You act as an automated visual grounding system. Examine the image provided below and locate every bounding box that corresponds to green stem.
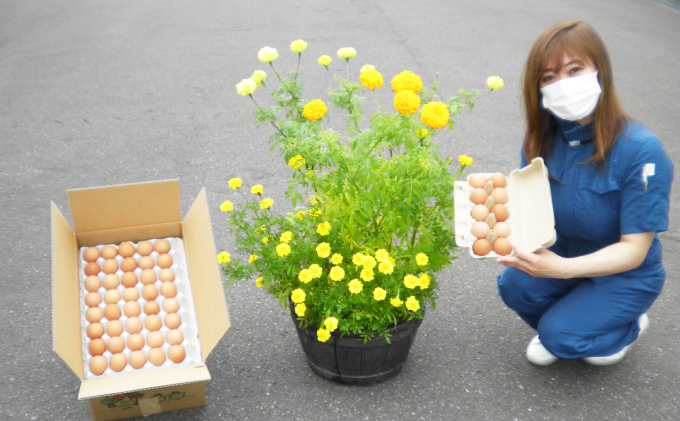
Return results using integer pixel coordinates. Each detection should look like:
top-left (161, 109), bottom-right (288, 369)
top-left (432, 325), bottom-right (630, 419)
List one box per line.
top-left (250, 95), bottom-right (287, 139)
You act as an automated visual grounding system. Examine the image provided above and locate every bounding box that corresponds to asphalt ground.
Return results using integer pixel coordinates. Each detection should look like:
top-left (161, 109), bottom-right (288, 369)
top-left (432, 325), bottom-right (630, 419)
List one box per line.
top-left (1, 1), bottom-right (679, 420)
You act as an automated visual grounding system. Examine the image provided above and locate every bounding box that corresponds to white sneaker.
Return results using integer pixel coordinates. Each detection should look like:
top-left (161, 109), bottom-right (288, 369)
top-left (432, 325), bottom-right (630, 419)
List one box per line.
top-left (526, 335), bottom-right (559, 366)
top-left (583, 313), bottom-right (649, 366)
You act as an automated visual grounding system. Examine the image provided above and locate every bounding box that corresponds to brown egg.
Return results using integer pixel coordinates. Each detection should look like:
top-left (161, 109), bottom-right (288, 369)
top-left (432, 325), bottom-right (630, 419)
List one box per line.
top-left (148, 348), bottom-right (166, 367)
top-left (138, 256), bottom-right (155, 270)
top-left (469, 188), bottom-right (489, 205)
top-left (136, 241), bottom-right (153, 256)
top-left (162, 298), bottom-right (180, 314)
top-left (490, 187), bottom-right (509, 205)
top-left (468, 174), bottom-right (488, 189)
top-left (118, 242), bottom-right (136, 258)
top-left (146, 331), bottom-right (165, 349)
top-left (470, 221), bottom-right (491, 240)
top-left (125, 316), bottom-right (143, 334)
top-left (471, 204), bottom-right (490, 222)
top-left (123, 288), bottom-right (140, 303)
top-left (145, 315), bottom-right (162, 331)
top-left (84, 262), bottom-right (100, 276)
top-left (493, 238), bottom-right (513, 256)
top-left (85, 292), bottom-right (102, 308)
top-left (164, 313), bottom-right (182, 330)
top-left (129, 350), bottom-right (147, 369)
top-left (127, 334), bottom-right (145, 351)
top-left (109, 353), bottom-right (127, 372)
top-left (88, 338), bottom-right (106, 356)
top-left (83, 247), bottom-right (100, 262)
top-left (86, 307), bottom-right (103, 323)
top-left (107, 336), bottom-right (125, 354)
top-left (158, 269), bottom-right (175, 283)
top-left (87, 323), bottom-right (104, 339)
top-left (102, 274), bottom-right (120, 290)
top-left (160, 282), bottom-right (177, 299)
top-left (154, 240), bottom-right (171, 254)
top-left (124, 301), bottom-right (141, 318)
top-left (106, 320), bottom-right (124, 337)
top-left (142, 285), bottom-right (159, 301)
top-left (102, 259), bottom-right (119, 275)
top-left (156, 254), bottom-right (173, 269)
top-left (101, 246), bottom-right (118, 260)
top-left (140, 269), bottom-right (157, 286)
top-left (104, 304), bottom-right (121, 321)
top-left (89, 356), bottom-right (107, 375)
top-left (491, 204), bottom-right (509, 222)
top-left (84, 276), bottom-right (101, 293)
top-left (121, 272), bottom-right (138, 288)
top-left (104, 289), bottom-right (121, 305)
top-left (490, 172), bottom-right (508, 188)
top-left (168, 345), bottom-right (186, 364)
top-left (472, 239), bottom-right (492, 256)
top-left (121, 257), bottom-right (137, 273)
top-left (493, 222), bottom-right (511, 238)
top-left (144, 301), bottom-right (160, 316)
top-left (166, 329), bottom-right (184, 346)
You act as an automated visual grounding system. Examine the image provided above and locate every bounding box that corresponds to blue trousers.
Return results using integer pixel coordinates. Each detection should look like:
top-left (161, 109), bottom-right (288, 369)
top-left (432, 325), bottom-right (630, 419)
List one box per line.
top-left (496, 267), bottom-right (664, 359)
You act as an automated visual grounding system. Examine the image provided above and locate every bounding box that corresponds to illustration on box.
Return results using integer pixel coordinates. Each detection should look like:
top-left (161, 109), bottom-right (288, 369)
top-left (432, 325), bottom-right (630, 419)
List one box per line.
top-left (80, 237), bottom-right (201, 379)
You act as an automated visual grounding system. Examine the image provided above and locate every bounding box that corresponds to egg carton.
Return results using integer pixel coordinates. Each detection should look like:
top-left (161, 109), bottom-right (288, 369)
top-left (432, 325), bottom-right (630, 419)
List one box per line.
top-left (454, 157), bottom-right (556, 258)
top-left (78, 237), bottom-right (202, 380)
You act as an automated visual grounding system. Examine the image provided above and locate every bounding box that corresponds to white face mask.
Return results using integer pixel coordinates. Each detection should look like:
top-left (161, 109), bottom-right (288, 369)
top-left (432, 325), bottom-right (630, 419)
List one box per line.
top-left (540, 71), bottom-right (601, 121)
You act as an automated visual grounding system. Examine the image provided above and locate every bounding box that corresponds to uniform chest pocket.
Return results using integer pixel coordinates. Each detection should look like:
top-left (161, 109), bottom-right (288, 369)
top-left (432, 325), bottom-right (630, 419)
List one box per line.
top-left (574, 176), bottom-right (622, 241)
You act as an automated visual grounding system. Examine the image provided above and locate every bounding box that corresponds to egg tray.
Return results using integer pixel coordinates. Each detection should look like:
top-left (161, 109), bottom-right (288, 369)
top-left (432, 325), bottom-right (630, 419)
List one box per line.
top-left (79, 237), bottom-right (202, 380)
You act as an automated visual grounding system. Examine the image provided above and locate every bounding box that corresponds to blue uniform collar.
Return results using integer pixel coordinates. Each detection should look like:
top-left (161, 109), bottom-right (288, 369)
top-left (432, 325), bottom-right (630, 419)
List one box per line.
top-left (555, 117), bottom-right (594, 146)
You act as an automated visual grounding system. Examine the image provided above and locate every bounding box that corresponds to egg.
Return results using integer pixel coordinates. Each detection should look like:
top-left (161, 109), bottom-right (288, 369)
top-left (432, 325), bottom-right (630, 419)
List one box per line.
top-left (107, 336), bottom-right (125, 354)
top-left (166, 329), bottom-right (184, 346)
top-left (121, 257), bottom-right (137, 273)
top-left (491, 204), bottom-right (509, 222)
top-left (138, 256), bottom-right (155, 270)
top-left (85, 292), bottom-right (102, 308)
top-left (493, 238), bottom-right (513, 256)
top-left (471, 204), bottom-right (490, 222)
top-left (123, 288), bottom-right (140, 303)
top-left (148, 348), bottom-right (166, 367)
top-left (140, 269), bottom-right (157, 286)
top-left (469, 188), bottom-right (489, 205)
top-left (129, 350), bottom-right (147, 369)
top-left (84, 262), bottom-right (101, 276)
top-left (127, 334), bottom-right (145, 351)
top-left (86, 323), bottom-right (104, 339)
top-left (101, 245), bottom-right (118, 260)
top-left (106, 320), bottom-right (124, 337)
top-left (164, 313), bottom-right (182, 330)
top-left (86, 307), bottom-right (103, 323)
top-left (109, 353), bottom-right (127, 372)
top-left (104, 304), bottom-right (121, 321)
top-left (468, 174), bottom-right (488, 189)
top-left (162, 298), bottom-right (180, 314)
top-left (118, 242), bottom-right (136, 258)
top-left (102, 274), bottom-right (120, 290)
top-left (136, 241), bottom-right (153, 256)
top-left (145, 315), bottom-right (162, 331)
top-left (470, 221), bottom-right (491, 240)
top-left (158, 269), bottom-right (175, 283)
top-left (168, 345), bottom-right (186, 364)
top-left (121, 272), bottom-right (138, 288)
top-left (102, 259), bottom-right (119, 275)
top-left (146, 331), bottom-right (165, 349)
top-left (490, 172), bottom-right (508, 188)
top-left (160, 282), bottom-right (177, 299)
top-left (104, 289), bottom-right (121, 305)
top-left (124, 301), bottom-right (141, 318)
top-left (493, 222), bottom-right (511, 238)
top-left (89, 356), bottom-right (107, 375)
top-left (124, 317), bottom-right (143, 334)
top-left (472, 239), bottom-right (492, 256)
top-left (84, 276), bottom-right (101, 293)
top-left (142, 285), bottom-right (159, 301)
top-left (490, 187), bottom-right (509, 205)
top-left (144, 301), bottom-right (160, 316)
top-left (83, 247), bottom-right (100, 263)
top-left (154, 240), bottom-right (171, 254)
top-left (88, 339), bottom-right (106, 356)
top-left (156, 254), bottom-right (173, 269)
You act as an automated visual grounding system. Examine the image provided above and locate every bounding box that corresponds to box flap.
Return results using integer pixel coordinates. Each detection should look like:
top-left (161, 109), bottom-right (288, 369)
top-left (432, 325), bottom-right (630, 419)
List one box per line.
top-left (51, 202), bottom-right (85, 380)
top-left (67, 180), bottom-right (181, 236)
top-left (182, 188), bottom-right (230, 360)
top-left (78, 364), bottom-right (210, 400)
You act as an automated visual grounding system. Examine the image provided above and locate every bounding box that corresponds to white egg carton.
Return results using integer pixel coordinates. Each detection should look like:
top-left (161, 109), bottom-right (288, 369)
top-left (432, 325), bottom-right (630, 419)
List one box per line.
top-left (78, 237), bottom-right (202, 380)
top-left (454, 157), bottom-right (556, 258)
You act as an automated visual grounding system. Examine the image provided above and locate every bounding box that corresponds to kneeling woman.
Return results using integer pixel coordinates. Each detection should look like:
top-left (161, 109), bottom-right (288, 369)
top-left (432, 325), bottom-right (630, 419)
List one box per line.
top-left (496, 21), bottom-right (673, 366)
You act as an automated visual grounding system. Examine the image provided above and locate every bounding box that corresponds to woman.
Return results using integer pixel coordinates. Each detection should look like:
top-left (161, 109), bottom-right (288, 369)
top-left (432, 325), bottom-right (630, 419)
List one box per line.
top-left (496, 21), bottom-right (673, 366)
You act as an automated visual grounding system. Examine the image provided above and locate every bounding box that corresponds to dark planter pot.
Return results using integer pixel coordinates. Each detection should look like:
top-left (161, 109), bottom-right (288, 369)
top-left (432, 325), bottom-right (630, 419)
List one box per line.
top-left (289, 303), bottom-right (424, 385)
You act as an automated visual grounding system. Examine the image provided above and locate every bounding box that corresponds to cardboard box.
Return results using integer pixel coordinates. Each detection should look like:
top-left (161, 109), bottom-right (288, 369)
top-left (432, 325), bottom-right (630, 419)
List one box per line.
top-left (454, 157), bottom-right (556, 257)
top-left (52, 180), bottom-right (230, 421)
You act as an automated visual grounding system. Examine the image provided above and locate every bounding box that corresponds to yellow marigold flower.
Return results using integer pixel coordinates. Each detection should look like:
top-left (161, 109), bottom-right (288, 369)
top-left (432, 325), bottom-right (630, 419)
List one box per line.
top-left (360, 64), bottom-right (375, 74)
top-left (317, 328), bottom-right (331, 342)
top-left (362, 255), bottom-right (377, 270)
top-left (360, 268), bottom-right (374, 282)
top-left (416, 129), bottom-right (428, 139)
top-left (459, 154), bottom-right (473, 167)
top-left (317, 221), bottom-right (331, 236)
top-left (296, 211), bottom-right (307, 220)
top-left (303, 99), bottom-right (328, 121)
top-left (251, 184), bottom-right (264, 194)
top-left (386, 256), bottom-right (396, 266)
top-left (295, 303), bottom-right (306, 317)
top-left (375, 249), bottom-right (389, 262)
top-left (404, 274), bottom-right (419, 289)
top-left (298, 269), bottom-right (313, 284)
top-left (251, 70), bottom-right (266, 86)
top-left (262, 236), bottom-right (270, 244)
top-left (330, 253), bottom-right (343, 265)
top-left (359, 69), bottom-right (384, 90)
top-left (259, 197), bottom-right (274, 209)
top-left (308, 264), bottom-right (323, 278)
top-left (228, 178), bottom-right (242, 189)
top-left (276, 242), bottom-right (291, 257)
top-left (337, 47), bottom-right (357, 59)
top-left (378, 259), bottom-right (394, 275)
top-left (291, 288), bottom-right (306, 304)
top-left (352, 252), bottom-right (366, 266)
top-left (309, 209), bottom-right (323, 218)
top-left (220, 200), bottom-right (234, 212)
top-left (373, 287), bottom-right (387, 301)
top-left (415, 253), bottom-right (429, 266)
top-left (290, 39), bottom-right (308, 53)
top-left (418, 273), bottom-right (431, 290)
top-left (393, 90), bottom-right (421, 115)
top-left (255, 277), bottom-right (263, 288)
top-left (324, 317), bottom-right (339, 332)
top-left (280, 231), bottom-right (293, 243)
top-left (391, 70), bottom-right (423, 94)
top-left (257, 225), bottom-right (266, 233)
top-left (257, 46), bottom-right (279, 63)
top-left (486, 75), bottom-right (504, 91)
top-left (216, 251), bottom-right (231, 264)
top-left (248, 254), bottom-right (258, 264)
top-left (316, 242), bottom-right (331, 258)
top-left (235, 78), bottom-right (257, 96)
top-left (390, 297), bottom-right (403, 308)
top-left (329, 266), bottom-right (345, 281)
top-left (421, 101), bottom-right (450, 129)
top-left (288, 154), bottom-right (305, 170)
top-left (348, 279), bottom-right (363, 294)
top-left (318, 55), bottom-right (332, 67)
top-left (405, 296), bottom-right (420, 312)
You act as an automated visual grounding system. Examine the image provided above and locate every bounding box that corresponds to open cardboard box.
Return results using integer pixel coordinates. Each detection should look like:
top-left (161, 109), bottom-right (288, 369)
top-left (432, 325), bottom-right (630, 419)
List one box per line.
top-left (52, 180), bottom-right (230, 421)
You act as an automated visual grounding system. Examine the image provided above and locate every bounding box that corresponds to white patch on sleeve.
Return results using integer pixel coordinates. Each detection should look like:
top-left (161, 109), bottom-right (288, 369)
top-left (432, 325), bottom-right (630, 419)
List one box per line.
top-left (643, 163), bottom-right (656, 176)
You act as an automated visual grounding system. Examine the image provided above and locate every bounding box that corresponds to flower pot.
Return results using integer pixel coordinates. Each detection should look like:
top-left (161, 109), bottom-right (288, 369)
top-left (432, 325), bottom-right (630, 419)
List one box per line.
top-left (289, 304), bottom-right (424, 385)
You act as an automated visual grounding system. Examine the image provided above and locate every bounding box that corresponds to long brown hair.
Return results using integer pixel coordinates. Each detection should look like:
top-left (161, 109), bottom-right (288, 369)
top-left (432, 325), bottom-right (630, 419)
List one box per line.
top-left (522, 21), bottom-right (628, 166)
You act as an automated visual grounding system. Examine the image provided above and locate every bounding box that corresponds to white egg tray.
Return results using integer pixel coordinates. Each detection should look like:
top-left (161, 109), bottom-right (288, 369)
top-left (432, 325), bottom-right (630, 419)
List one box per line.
top-left (79, 237), bottom-right (202, 380)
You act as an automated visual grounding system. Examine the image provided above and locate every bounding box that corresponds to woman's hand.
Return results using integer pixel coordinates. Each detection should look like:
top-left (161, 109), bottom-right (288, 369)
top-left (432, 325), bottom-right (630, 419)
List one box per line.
top-left (496, 245), bottom-right (570, 279)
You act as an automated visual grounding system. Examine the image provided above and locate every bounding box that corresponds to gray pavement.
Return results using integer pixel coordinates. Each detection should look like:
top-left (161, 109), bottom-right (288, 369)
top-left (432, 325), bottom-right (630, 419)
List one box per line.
top-left (2, 0), bottom-right (680, 420)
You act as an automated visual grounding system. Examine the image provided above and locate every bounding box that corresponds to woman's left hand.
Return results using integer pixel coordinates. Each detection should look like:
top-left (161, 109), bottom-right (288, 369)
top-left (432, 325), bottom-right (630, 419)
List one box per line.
top-left (496, 245), bottom-right (569, 279)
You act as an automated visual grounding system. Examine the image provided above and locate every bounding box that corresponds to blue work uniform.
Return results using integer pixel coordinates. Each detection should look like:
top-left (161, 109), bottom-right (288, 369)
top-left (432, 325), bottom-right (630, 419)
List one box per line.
top-left (497, 117), bottom-right (673, 359)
